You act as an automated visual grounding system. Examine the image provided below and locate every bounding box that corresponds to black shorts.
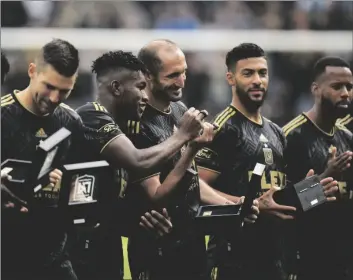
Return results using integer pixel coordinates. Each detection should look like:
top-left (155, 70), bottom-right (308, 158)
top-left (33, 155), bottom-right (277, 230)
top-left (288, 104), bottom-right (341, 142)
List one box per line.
top-left (69, 224), bottom-right (124, 280)
top-left (129, 232), bottom-right (209, 280)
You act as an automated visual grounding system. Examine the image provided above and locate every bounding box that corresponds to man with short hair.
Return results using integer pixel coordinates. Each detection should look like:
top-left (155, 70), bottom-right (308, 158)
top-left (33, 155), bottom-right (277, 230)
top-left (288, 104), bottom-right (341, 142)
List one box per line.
top-left (126, 40), bottom-right (259, 280)
top-left (196, 43), bottom-right (339, 280)
top-left (71, 50), bottom-right (210, 280)
top-left (1, 38), bottom-right (83, 280)
top-left (283, 56), bottom-right (353, 280)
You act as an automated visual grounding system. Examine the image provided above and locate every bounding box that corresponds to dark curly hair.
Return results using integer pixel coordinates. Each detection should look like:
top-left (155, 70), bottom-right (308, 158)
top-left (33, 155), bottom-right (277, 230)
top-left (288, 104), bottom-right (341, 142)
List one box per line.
top-left (226, 43), bottom-right (266, 71)
top-left (91, 50), bottom-right (147, 78)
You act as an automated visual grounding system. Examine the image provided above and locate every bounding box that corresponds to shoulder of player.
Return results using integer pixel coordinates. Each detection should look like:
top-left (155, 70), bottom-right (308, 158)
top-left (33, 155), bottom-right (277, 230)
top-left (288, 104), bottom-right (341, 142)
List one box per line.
top-left (212, 105), bottom-right (237, 134)
top-left (75, 102), bottom-right (109, 115)
top-left (56, 102), bottom-right (81, 120)
top-left (263, 117), bottom-right (286, 141)
top-left (75, 102), bottom-right (113, 122)
top-left (336, 114), bottom-right (352, 127)
top-left (335, 122), bottom-right (353, 138)
top-left (282, 114), bottom-right (308, 138)
top-left (172, 101), bottom-right (188, 113)
top-left (1, 93), bottom-right (17, 111)
top-left (263, 117), bottom-right (282, 132)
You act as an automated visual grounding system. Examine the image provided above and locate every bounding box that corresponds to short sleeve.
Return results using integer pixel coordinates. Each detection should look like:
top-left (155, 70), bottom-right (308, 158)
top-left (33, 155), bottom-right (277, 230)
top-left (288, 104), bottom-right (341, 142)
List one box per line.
top-left (283, 130), bottom-right (309, 184)
top-left (195, 125), bottom-right (229, 174)
top-left (77, 106), bottom-right (124, 154)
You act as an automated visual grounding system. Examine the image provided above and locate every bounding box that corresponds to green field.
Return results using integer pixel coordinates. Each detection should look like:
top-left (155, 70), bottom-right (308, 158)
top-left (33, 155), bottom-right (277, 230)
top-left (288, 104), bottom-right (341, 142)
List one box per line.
top-left (122, 236), bottom-right (210, 280)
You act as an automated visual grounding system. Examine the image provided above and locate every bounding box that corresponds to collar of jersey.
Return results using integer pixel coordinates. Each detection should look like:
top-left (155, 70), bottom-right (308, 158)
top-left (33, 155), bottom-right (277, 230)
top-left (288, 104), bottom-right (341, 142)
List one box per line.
top-left (302, 112), bottom-right (335, 137)
top-left (229, 104), bottom-right (263, 127)
top-left (13, 90), bottom-right (50, 117)
top-left (147, 103), bottom-right (172, 115)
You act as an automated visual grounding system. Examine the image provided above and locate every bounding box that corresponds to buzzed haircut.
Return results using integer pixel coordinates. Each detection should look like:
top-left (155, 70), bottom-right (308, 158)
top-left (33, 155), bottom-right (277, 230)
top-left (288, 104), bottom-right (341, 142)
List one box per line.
top-left (312, 56), bottom-right (350, 81)
top-left (138, 39), bottom-right (177, 77)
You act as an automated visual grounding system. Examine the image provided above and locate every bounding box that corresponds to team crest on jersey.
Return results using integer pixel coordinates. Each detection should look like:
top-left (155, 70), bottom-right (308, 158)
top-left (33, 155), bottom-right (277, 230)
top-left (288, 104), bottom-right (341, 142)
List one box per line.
top-left (99, 123), bottom-right (117, 133)
top-left (72, 174), bottom-right (96, 202)
top-left (35, 128), bottom-right (48, 138)
top-left (328, 145), bottom-right (335, 154)
top-left (263, 147), bottom-right (274, 165)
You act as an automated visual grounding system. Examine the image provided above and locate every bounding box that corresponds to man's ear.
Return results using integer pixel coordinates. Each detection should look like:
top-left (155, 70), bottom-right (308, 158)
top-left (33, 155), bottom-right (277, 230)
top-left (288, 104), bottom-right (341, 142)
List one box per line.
top-left (144, 71), bottom-right (152, 82)
top-left (28, 63), bottom-right (37, 79)
top-left (226, 71), bottom-right (235, 86)
top-left (111, 80), bottom-right (123, 97)
top-left (311, 82), bottom-right (319, 97)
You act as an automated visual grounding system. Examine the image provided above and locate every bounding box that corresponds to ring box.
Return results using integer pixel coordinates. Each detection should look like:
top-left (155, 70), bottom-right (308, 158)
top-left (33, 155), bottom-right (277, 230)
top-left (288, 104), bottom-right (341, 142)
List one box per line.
top-left (59, 160), bottom-right (114, 226)
top-left (195, 163), bottom-right (265, 235)
top-left (274, 175), bottom-right (327, 212)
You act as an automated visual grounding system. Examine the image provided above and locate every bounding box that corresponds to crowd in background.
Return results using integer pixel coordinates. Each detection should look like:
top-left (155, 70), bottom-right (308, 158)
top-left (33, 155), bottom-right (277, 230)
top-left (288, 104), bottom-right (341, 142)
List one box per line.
top-left (2, 1), bottom-right (352, 125)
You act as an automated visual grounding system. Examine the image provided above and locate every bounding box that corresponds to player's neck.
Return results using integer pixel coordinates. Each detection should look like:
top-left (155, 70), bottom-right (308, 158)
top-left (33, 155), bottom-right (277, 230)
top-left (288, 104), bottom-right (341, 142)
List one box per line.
top-left (16, 87), bottom-right (42, 116)
top-left (306, 106), bottom-right (336, 134)
top-left (231, 95), bottom-right (262, 124)
top-left (97, 94), bottom-right (121, 121)
top-left (147, 93), bottom-right (171, 113)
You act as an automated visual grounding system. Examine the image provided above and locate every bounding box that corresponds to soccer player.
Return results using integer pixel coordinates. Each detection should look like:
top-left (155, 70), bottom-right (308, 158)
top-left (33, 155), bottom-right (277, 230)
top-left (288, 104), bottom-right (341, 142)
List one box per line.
top-left (1, 38), bottom-right (81, 280)
top-left (70, 50), bottom-right (210, 280)
top-left (126, 39), bottom-right (259, 280)
top-left (196, 43), bottom-right (339, 280)
top-left (1, 51), bottom-right (10, 84)
top-left (283, 56), bottom-right (353, 280)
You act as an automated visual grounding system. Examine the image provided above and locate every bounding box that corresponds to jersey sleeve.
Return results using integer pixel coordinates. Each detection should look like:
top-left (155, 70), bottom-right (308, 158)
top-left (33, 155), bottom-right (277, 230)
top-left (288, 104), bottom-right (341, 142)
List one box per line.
top-left (283, 130), bottom-right (310, 184)
top-left (195, 124), bottom-right (229, 174)
top-left (76, 105), bottom-right (124, 154)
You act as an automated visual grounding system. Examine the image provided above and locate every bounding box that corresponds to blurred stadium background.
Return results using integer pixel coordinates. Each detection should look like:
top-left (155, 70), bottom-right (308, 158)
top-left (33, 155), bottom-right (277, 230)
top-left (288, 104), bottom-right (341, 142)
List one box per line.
top-left (2, 1), bottom-right (352, 126)
top-left (1, 1), bottom-right (352, 279)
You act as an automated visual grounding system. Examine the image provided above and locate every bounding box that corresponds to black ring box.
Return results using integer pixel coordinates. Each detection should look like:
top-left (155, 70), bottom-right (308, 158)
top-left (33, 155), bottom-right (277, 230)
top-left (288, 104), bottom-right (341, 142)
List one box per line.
top-left (274, 175), bottom-right (327, 212)
top-left (194, 163), bottom-right (266, 236)
top-left (59, 160), bottom-right (114, 227)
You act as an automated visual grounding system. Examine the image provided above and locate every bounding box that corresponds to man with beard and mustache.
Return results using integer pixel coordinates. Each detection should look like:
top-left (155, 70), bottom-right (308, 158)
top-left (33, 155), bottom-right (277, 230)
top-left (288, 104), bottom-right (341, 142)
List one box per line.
top-left (283, 56), bottom-right (353, 280)
top-left (126, 39), bottom-right (259, 280)
top-left (195, 44), bottom-right (339, 280)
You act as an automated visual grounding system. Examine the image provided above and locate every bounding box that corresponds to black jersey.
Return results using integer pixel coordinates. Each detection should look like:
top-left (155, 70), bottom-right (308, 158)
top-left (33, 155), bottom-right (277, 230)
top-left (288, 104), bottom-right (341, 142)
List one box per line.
top-left (126, 102), bottom-right (207, 280)
top-left (337, 113), bottom-right (353, 133)
top-left (196, 105), bottom-right (287, 196)
top-left (283, 113), bottom-right (353, 199)
top-left (283, 113), bottom-right (353, 276)
top-left (196, 105), bottom-right (288, 276)
top-left (1, 91), bottom-right (87, 208)
top-left (1, 91), bottom-right (94, 266)
top-left (127, 101), bottom-right (200, 223)
top-left (73, 102), bottom-right (127, 280)
top-left (75, 102), bottom-right (128, 201)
